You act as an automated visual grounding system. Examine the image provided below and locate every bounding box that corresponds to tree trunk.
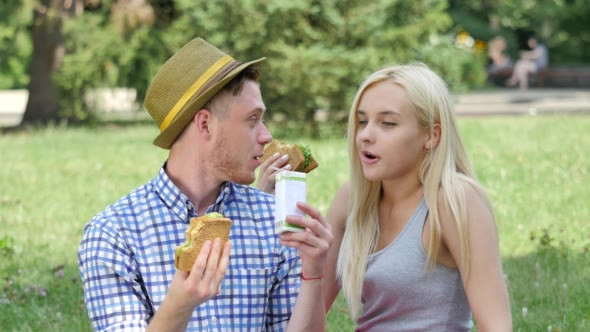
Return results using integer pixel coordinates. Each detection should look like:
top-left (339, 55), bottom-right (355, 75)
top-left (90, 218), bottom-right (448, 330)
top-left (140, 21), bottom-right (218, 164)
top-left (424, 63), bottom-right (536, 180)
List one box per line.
top-left (22, 0), bottom-right (80, 125)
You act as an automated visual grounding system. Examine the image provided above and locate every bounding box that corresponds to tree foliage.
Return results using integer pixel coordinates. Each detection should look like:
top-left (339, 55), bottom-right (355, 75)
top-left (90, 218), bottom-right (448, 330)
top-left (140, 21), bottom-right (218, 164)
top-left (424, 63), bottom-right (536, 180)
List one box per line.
top-left (44, 0), bottom-right (483, 133)
top-left (449, 0), bottom-right (590, 65)
top-left (17, 0), bottom-right (586, 131)
top-left (0, 0), bottom-right (33, 89)
top-left (157, 0), bottom-right (476, 136)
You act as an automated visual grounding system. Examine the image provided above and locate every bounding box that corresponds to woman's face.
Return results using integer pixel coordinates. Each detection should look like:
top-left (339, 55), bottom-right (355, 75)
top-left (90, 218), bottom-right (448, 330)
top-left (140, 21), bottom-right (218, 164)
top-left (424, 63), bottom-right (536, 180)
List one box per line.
top-left (355, 81), bottom-right (429, 182)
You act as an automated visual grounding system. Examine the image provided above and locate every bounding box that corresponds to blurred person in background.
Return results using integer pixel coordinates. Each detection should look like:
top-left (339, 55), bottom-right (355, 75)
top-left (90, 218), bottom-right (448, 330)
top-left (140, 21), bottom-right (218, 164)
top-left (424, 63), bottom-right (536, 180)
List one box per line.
top-left (486, 35), bottom-right (513, 75)
top-left (506, 33), bottom-right (549, 90)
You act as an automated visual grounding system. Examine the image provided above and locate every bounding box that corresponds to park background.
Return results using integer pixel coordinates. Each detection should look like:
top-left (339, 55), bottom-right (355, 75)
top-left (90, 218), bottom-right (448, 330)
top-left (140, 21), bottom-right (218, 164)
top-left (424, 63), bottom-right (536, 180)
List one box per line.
top-left (1, 0), bottom-right (589, 331)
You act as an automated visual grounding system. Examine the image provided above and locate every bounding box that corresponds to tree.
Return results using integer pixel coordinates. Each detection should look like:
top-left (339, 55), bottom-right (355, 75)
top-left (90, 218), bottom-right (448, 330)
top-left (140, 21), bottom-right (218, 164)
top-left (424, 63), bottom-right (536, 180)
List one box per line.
top-left (449, 0), bottom-right (590, 65)
top-left (0, 0), bottom-right (33, 89)
top-left (22, 0), bottom-right (82, 125)
top-left (171, 0), bottom-right (457, 137)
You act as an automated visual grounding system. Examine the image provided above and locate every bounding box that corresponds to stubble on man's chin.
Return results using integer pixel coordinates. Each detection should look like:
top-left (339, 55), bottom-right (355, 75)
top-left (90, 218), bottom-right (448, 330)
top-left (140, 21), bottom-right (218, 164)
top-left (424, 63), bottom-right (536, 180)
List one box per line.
top-left (210, 135), bottom-right (255, 185)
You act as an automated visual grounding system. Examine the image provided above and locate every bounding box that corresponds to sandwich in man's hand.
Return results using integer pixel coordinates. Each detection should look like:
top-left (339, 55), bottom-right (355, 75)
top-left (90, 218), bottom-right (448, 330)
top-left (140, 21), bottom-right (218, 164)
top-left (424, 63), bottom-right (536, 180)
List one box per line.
top-left (175, 212), bottom-right (232, 272)
top-left (260, 140), bottom-right (318, 173)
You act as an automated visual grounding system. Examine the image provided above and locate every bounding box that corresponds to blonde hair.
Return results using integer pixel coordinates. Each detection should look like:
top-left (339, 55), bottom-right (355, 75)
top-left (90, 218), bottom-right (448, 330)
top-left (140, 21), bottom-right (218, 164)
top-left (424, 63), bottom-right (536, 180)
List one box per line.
top-left (337, 63), bottom-right (492, 318)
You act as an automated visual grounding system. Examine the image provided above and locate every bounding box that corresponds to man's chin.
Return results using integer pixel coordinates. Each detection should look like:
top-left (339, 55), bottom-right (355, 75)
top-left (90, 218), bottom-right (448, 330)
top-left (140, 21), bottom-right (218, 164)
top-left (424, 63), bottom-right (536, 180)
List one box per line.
top-left (230, 173), bottom-right (256, 185)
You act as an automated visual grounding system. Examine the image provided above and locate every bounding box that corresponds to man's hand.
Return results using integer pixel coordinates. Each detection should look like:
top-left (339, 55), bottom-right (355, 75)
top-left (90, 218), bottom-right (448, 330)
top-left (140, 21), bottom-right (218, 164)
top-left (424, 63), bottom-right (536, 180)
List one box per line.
top-left (148, 239), bottom-right (231, 331)
top-left (171, 239), bottom-right (231, 312)
top-left (257, 153), bottom-right (291, 194)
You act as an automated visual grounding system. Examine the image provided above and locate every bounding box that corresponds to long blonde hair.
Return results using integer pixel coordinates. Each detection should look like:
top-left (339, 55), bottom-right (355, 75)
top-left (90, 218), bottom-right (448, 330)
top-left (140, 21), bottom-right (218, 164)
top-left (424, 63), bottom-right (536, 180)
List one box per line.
top-left (337, 63), bottom-right (492, 318)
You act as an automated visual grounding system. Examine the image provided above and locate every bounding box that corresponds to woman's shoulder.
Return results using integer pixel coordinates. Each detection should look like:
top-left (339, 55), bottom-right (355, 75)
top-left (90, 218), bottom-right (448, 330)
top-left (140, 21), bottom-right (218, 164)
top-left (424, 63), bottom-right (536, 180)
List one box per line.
top-left (436, 174), bottom-right (494, 224)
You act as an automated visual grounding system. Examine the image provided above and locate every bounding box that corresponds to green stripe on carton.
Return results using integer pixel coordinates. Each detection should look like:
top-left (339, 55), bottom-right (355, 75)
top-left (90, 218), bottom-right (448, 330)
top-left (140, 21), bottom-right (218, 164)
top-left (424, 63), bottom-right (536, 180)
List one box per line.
top-left (276, 176), bottom-right (306, 182)
top-left (277, 219), bottom-right (305, 230)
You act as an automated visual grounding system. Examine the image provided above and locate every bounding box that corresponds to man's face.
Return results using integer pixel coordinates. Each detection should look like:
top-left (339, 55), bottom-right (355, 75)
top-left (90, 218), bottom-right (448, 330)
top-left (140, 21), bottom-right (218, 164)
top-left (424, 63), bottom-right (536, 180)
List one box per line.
top-left (207, 80), bottom-right (272, 184)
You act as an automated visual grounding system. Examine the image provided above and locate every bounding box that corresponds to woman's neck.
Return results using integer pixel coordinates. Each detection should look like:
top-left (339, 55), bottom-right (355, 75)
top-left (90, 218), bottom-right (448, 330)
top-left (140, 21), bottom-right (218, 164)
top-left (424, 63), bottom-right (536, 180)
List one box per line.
top-left (380, 175), bottom-right (423, 208)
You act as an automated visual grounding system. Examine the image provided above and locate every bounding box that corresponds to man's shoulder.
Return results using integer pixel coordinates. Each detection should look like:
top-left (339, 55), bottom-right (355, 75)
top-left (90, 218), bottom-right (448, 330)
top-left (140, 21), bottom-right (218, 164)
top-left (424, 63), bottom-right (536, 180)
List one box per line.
top-left (86, 180), bottom-right (155, 234)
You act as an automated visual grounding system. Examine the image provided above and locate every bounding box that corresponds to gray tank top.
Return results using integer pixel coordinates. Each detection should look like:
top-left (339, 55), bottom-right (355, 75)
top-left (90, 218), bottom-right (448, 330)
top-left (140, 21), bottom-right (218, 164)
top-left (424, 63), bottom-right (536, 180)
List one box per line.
top-left (356, 199), bottom-right (473, 331)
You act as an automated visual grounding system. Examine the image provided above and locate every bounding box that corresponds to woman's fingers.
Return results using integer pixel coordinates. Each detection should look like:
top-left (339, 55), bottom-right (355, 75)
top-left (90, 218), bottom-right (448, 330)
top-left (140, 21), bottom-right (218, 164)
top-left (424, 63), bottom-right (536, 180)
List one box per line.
top-left (286, 214), bottom-right (331, 241)
top-left (294, 202), bottom-right (328, 227)
top-left (280, 229), bottom-right (330, 250)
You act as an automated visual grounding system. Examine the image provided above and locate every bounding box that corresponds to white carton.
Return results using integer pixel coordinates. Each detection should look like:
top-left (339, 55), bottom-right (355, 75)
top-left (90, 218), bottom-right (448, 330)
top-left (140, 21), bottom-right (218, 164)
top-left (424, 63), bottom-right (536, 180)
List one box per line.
top-left (274, 170), bottom-right (306, 233)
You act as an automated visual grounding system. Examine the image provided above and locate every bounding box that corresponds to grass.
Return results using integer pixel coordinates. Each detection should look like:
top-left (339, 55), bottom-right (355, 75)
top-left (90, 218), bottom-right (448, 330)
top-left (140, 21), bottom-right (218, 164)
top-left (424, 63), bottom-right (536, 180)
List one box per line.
top-left (1, 115), bottom-right (589, 331)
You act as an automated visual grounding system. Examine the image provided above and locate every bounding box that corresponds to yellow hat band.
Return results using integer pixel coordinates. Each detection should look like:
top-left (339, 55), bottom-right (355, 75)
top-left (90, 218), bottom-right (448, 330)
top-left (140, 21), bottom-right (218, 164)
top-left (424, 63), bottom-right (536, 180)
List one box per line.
top-left (159, 54), bottom-right (234, 132)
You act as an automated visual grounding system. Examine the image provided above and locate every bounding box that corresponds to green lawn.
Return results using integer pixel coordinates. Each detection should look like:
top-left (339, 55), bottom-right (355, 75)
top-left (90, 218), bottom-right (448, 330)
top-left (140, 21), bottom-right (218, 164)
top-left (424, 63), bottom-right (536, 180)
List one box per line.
top-left (1, 115), bottom-right (589, 331)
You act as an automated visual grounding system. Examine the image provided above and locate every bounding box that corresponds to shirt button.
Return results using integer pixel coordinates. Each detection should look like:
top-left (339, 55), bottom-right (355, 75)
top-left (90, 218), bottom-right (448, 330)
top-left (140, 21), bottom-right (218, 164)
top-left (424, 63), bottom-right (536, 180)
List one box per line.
top-left (210, 316), bottom-right (217, 323)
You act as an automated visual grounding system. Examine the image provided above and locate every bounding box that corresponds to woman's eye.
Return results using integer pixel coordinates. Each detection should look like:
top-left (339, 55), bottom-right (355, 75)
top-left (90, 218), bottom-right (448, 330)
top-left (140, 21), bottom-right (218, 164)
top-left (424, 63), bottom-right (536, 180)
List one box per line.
top-left (358, 120), bottom-right (368, 126)
top-left (383, 122), bottom-right (396, 126)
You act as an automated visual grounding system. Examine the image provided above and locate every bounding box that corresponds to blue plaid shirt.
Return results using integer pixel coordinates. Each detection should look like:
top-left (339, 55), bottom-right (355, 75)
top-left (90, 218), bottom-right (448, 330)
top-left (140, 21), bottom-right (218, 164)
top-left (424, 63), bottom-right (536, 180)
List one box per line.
top-left (78, 166), bottom-right (302, 331)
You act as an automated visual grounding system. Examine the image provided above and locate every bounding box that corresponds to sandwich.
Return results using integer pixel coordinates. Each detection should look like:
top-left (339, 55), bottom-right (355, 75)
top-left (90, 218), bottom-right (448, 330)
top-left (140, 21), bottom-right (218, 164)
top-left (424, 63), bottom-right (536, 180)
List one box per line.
top-left (260, 140), bottom-right (318, 173)
top-left (175, 212), bottom-right (232, 272)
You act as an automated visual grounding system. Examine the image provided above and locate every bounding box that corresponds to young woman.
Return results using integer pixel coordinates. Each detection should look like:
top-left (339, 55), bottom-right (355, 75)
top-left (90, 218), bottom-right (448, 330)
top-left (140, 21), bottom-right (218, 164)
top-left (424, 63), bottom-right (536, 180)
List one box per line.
top-left (324, 64), bottom-right (512, 331)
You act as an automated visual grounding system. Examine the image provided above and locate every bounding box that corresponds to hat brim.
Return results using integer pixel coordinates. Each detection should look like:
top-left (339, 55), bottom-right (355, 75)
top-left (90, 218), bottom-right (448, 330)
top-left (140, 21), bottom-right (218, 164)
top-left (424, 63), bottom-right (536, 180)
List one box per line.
top-left (153, 57), bottom-right (266, 149)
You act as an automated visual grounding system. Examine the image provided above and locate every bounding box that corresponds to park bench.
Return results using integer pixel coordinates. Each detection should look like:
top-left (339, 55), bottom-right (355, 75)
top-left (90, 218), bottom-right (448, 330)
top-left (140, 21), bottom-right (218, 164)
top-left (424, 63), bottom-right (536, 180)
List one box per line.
top-left (487, 66), bottom-right (590, 88)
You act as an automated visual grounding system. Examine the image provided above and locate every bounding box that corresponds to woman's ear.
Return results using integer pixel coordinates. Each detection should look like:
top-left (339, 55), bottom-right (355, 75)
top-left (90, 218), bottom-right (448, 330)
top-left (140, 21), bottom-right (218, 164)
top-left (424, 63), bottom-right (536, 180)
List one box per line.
top-left (425, 123), bottom-right (441, 150)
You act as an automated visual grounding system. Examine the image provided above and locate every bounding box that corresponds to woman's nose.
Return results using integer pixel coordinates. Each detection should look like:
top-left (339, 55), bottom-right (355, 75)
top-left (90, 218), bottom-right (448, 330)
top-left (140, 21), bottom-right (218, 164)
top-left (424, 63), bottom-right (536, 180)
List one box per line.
top-left (357, 125), bottom-right (374, 144)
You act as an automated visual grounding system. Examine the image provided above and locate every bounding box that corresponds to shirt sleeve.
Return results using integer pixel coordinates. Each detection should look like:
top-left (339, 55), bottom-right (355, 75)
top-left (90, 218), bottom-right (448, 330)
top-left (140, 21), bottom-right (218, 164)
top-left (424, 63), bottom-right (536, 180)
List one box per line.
top-left (265, 244), bottom-right (302, 331)
top-left (78, 221), bottom-right (152, 332)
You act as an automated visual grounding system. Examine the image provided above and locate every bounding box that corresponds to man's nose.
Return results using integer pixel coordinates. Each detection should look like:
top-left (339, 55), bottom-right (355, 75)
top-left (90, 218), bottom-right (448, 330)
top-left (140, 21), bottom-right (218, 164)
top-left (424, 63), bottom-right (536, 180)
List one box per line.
top-left (259, 123), bottom-right (272, 145)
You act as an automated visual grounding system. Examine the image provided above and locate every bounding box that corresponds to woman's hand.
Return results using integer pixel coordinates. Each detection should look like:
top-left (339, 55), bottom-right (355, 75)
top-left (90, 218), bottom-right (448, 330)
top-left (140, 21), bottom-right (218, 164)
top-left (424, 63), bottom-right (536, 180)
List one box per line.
top-left (279, 202), bottom-right (333, 279)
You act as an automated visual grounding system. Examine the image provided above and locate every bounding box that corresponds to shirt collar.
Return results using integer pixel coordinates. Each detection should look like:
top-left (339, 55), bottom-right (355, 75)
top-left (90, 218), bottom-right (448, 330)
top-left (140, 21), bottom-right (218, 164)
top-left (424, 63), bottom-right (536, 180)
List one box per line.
top-left (153, 163), bottom-right (233, 223)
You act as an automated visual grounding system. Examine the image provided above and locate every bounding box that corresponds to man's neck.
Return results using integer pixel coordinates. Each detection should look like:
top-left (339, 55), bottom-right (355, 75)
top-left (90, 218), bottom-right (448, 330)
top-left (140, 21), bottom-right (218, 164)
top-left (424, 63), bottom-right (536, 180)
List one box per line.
top-left (165, 152), bottom-right (222, 217)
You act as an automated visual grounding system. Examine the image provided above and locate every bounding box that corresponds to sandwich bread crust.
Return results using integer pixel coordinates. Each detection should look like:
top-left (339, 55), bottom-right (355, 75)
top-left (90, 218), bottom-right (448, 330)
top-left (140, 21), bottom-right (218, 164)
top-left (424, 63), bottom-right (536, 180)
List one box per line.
top-left (175, 216), bottom-right (232, 272)
top-left (260, 140), bottom-right (318, 173)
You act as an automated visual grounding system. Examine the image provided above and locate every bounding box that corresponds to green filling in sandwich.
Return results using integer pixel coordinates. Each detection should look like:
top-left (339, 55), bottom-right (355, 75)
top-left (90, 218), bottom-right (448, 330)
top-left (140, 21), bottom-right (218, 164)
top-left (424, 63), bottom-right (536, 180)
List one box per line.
top-left (176, 212), bottom-right (223, 256)
top-left (298, 143), bottom-right (312, 171)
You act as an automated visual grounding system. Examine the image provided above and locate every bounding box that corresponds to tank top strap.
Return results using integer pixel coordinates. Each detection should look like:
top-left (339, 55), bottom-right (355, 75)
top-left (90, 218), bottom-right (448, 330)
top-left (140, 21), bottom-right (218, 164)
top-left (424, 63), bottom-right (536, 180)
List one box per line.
top-left (402, 197), bottom-right (428, 243)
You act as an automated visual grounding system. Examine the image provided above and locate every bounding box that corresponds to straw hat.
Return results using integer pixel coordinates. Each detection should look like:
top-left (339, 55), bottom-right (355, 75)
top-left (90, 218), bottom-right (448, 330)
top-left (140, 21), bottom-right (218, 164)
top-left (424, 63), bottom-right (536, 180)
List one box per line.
top-left (144, 37), bottom-right (265, 149)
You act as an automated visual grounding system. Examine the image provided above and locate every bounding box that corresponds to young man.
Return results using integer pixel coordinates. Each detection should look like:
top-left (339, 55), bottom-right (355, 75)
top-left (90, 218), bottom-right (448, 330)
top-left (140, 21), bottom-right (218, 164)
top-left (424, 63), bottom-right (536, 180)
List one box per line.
top-left (78, 38), bottom-right (332, 331)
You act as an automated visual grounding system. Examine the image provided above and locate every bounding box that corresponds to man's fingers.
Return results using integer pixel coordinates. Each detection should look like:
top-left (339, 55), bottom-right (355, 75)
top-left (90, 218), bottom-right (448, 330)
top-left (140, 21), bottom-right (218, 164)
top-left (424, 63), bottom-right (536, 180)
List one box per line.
top-left (261, 152), bottom-right (281, 172)
top-left (201, 238), bottom-right (223, 283)
top-left (187, 240), bottom-right (212, 283)
top-left (213, 242), bottom-right (231, 286)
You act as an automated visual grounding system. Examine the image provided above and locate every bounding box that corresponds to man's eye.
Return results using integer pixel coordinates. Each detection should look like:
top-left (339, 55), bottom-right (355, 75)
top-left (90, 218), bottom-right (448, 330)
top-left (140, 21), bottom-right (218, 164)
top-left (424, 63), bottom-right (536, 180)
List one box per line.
top-left (383, 122), bottom-right (396, 126)
top-left (358, 120), bottom-right (368, 126)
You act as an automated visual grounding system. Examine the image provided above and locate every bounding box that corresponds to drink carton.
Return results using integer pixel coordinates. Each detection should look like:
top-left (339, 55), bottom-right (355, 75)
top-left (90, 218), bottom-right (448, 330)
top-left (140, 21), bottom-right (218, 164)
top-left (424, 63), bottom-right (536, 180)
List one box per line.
top-left (274, 170), bottom-right (306, 233)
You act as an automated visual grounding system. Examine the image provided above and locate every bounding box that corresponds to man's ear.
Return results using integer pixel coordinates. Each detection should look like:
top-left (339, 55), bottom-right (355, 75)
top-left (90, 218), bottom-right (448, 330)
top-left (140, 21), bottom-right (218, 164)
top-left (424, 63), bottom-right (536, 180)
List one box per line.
top-left (194, 109), bottom-right (212, 137)
top-left (425, 123), bottom-right (441, 150)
